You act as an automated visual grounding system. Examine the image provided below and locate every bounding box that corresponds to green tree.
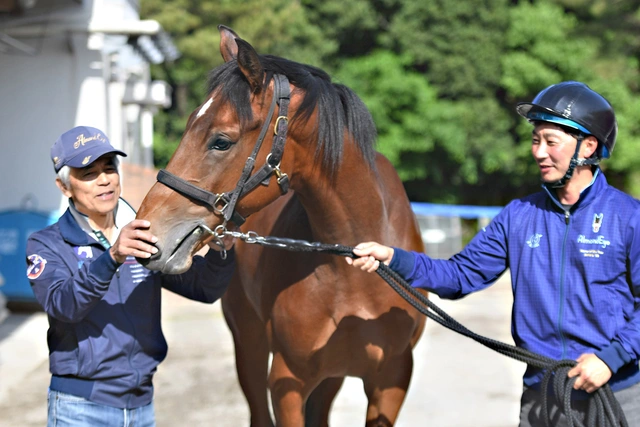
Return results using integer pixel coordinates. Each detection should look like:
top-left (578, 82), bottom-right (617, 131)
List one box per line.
top-left (385, 0), bottom-right (509, 99)
top-left (378, 0), bottom-right (521, 203)
top-left (141, 0), bottom-right (640, 203)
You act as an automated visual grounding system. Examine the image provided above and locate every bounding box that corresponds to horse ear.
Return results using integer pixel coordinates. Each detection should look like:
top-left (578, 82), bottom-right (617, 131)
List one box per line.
top-left (218, 25), bottom-right (239, 62)
top-left (236, 38), bottom-right (264, 95)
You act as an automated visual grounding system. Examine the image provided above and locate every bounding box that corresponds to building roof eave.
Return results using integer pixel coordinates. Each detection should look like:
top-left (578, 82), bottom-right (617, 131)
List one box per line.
top-left (0, 19), bottom-right (180, 63)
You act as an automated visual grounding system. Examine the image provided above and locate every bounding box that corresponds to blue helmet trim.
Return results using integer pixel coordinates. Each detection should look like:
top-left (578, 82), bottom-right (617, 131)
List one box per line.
top-left (527, 111), bottom-right (592, 136)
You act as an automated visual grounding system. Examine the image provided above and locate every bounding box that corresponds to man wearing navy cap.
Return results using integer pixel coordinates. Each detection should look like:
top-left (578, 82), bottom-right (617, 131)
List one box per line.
top-left (26, 126), bottom-right (236, 426)
top-left (346, 82), bottom-right (640, 425)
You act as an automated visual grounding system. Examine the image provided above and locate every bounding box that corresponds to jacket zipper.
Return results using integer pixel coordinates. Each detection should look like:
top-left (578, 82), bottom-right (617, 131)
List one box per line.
top-left (558, 210), bottom-right (570, 359)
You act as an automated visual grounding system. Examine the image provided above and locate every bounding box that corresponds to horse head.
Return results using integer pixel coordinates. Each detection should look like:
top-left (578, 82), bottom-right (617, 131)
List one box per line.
top-left (137, 26), bottom-right (301, 273)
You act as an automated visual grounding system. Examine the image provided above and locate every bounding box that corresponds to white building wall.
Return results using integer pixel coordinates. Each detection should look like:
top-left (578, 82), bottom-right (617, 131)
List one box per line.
top-left (0, 32), bottom-right (106, 213)
top-left (0, 0), bottom-right (158, 215)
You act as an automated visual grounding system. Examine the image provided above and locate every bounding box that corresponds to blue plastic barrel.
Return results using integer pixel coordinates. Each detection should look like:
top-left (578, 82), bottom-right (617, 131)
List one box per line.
top-left (0, 209), bottom-right (57, 303)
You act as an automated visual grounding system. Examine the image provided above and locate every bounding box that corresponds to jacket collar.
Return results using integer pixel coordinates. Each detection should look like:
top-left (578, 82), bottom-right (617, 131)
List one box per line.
top-left (543, 168), bottom-right (606, 211)
top-left (58, 198), bottom-right (137, 246)
top-left (58, 208), bottom-right (93, 246)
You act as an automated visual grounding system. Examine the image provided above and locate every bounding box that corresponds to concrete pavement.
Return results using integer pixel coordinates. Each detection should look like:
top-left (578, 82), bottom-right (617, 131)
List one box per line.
top-left (0, 271), bottom-right (523, 426)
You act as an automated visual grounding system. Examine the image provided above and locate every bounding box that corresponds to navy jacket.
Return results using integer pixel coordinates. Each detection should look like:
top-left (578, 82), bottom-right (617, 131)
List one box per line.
top-left (391, 170), bottom-right (640, 392)
top-left (26, 201), bottom-right (235, 408)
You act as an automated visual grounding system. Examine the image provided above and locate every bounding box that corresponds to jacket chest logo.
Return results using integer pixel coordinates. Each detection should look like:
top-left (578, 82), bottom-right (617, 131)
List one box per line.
top-left (592, 213), bottom-right (603, 233)
top-left (577, 213), bottom-right (610, 258)
top-left (578, 212), bottom-right (610, 252)
top-left (76, 246), bottom-right (94, 259)
top-left (577, 235), bottom-right (610, 248)
top-left (526, 233), bottom-right (543, 248)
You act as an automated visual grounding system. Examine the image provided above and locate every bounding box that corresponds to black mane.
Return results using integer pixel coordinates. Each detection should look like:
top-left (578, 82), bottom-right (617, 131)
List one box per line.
top-left (206, 54), bottom-right (377, 174)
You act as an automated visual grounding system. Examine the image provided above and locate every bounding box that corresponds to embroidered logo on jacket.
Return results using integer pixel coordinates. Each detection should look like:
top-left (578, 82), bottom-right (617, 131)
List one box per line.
top-left (76, 246), bottom-right (93, 259)
top-left (592, 213), bottom-right (603, 233)
top-left (526, 234), bottom-right (543, 248)
top-left (26, 254), bottom-right (47, 279)
top-left (577, 235), bottom-right (610, 248)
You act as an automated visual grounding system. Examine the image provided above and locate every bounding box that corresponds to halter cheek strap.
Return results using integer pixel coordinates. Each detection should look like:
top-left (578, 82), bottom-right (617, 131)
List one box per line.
top-left (155, 74), bottom-right (291, 226)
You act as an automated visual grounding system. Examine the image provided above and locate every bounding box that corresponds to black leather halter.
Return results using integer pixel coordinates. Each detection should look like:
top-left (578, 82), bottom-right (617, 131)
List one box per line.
top-left (156, 74), bottom-right (291, 226)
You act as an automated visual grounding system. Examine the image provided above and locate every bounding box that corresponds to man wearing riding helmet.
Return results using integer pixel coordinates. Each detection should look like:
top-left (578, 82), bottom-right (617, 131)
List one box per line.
top-left (346, 81), bottom-right (640, 424)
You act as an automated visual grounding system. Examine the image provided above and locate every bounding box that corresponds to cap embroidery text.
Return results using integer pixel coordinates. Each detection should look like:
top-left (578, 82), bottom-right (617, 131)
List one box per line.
top-left (74, 133), bottom-right (106, 149)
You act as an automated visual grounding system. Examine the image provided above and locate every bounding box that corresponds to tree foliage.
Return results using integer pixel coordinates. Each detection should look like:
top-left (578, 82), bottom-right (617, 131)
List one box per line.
top-left (141, 0), bottom-right (640, 205)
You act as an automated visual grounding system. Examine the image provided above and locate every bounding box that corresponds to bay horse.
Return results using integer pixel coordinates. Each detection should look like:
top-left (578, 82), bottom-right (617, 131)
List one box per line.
top-left (136, 25), bottom-right (427, 427)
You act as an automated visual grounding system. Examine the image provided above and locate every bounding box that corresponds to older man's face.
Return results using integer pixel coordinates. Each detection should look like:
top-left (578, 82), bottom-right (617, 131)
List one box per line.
top-left (60, 154), bottom-right (121, 220)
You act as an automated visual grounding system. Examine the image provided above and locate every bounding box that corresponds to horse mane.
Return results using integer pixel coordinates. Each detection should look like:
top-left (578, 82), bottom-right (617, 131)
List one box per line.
top-left (206, 55), bottom-right (377, 174)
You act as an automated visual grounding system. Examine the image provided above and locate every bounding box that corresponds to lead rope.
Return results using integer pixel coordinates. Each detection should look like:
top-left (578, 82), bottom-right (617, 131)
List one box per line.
top-left (209, 228), bottom-right (628, 427)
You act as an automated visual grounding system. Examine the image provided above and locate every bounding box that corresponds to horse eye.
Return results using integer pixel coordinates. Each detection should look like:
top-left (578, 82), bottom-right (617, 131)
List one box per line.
top-left (208, 138), bottom-right (233, 151)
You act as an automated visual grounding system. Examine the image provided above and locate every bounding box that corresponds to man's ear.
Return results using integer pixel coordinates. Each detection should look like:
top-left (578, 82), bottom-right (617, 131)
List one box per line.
top-left (56, 177), bottom-right (72, 198)
top-left (582, 135), bottom-right (599, 158)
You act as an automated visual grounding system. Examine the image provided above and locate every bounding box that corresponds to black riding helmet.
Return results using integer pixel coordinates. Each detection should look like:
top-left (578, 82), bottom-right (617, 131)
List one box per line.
top-left (516, 81), bottom-right (617, 187)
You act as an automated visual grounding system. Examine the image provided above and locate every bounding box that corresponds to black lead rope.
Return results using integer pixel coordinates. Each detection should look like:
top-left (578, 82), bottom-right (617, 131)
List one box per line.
top-left (227, 232), bottom-right (628, 427)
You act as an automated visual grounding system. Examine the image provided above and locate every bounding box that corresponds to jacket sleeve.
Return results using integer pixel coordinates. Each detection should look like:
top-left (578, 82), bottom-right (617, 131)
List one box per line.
top-left (161, 247), bottom-right (236, 303)
top-left (26, 234), bottom-right (118, 323)
top-left (596, 211), bottom-right (640, 373)
top-left (389, 203), bottom-right (511, 300)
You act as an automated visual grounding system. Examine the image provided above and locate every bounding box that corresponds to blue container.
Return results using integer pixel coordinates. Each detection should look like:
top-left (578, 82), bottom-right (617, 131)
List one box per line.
top-left (0, 209), bottom-right (58, 303)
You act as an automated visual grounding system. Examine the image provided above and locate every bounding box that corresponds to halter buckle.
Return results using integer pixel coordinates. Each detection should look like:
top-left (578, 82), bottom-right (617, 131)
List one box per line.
top-left (274, 116), bottom-right (288, 135)
top-left (213, 193), bottom-right (230, 215)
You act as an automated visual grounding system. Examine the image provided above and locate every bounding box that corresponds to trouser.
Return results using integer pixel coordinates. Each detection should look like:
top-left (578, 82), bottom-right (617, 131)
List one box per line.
top-left (519, 381), bottom-right (640, 427)
top-left (47, 390), bottom-right (155, 427)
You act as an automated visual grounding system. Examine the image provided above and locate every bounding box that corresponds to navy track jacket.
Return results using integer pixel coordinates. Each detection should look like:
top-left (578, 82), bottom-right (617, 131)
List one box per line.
top-left (390, 170), bottom-right (640, 392)
top-left (26, 200), bottom-right (235, 408)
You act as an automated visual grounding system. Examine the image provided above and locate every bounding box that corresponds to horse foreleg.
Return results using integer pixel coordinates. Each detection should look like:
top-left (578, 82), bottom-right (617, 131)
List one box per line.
top-left (363, 348), bottom-right (414, 427)
top-left (304, 377), bottom-right (345, 427)
top-left (269, 351), bottom-right (307, 427)
top-left (222, 285), bottom-right (274, 427)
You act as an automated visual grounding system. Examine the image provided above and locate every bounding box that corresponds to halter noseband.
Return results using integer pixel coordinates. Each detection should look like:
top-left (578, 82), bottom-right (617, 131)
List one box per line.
top-left (155, 74), bottom-right (291, 226)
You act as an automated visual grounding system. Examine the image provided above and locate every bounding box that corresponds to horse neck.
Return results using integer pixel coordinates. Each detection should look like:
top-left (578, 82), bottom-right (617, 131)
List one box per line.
top-left (293, 142), bottom-right (386, 245)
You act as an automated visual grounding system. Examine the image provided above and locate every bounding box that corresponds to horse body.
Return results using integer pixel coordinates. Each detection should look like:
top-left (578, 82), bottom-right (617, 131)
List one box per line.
top-left (136, 26), bottom-right (426, 426)
top-left (227, 151), bottom-right (425, 426)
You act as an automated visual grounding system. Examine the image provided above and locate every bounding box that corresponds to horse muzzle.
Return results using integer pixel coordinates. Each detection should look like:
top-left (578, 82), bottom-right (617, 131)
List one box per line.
top-left (137, 222), bottom-right (209, 274)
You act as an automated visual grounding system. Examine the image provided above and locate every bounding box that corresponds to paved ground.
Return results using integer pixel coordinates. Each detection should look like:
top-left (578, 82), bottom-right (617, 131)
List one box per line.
top-left (0, 271), bottom-right (523, 426)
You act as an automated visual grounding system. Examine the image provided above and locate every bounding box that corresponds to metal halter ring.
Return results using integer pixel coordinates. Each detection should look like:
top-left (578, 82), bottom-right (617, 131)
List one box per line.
top-left (265, 153), bottom-right (280, 168)
top-left (213, 224), bottom-right (227, 239)
top-left (198, 223), bottom-right (228, 259)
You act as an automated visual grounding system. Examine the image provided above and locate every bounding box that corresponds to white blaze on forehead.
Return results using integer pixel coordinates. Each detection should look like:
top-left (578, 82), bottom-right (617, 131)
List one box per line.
top-left (196, 97), bottom-right (214, 119)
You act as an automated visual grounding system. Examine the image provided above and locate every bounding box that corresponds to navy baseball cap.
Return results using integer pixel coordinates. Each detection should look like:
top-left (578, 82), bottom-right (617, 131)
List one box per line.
top-left (51, 126), bottom-right (127, 173)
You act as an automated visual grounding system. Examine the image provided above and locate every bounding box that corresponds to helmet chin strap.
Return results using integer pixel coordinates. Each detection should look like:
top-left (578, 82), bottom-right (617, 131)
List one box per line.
top-left (547, 135), bottom-right (600, 188)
